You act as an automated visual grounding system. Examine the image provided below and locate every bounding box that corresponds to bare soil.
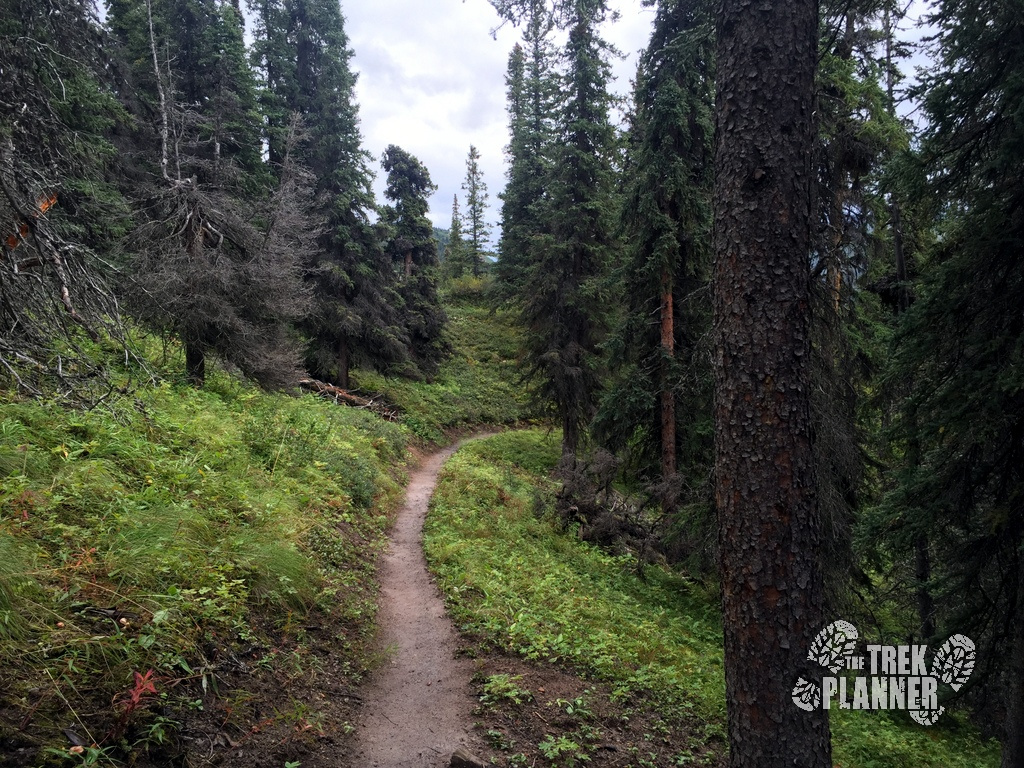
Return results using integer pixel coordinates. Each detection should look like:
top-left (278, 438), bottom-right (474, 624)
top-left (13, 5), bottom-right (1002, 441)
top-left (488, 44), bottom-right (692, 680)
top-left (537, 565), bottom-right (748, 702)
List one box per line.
top-left (349, 438), bottom-right (487, 767)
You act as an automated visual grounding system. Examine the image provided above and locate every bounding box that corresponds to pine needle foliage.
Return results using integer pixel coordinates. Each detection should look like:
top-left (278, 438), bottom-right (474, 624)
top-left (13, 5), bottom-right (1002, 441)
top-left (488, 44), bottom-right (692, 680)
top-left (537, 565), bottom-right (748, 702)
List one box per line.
top-left (518, 0), bottom-right (620, 459)
top-left (496, 2), bottom-right (558, 300)
top-left (381, 145), bottom-right (449, 379)
top-left (594, 0), bottom-right (714, 494)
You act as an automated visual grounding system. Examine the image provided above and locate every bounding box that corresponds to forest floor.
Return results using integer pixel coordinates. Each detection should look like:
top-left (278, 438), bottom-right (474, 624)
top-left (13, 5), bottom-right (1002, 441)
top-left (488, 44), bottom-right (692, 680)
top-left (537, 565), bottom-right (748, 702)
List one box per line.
top-left (350, 437), bottom-right (486, 767)
top-left (345, 433), bottom-right (726, 768)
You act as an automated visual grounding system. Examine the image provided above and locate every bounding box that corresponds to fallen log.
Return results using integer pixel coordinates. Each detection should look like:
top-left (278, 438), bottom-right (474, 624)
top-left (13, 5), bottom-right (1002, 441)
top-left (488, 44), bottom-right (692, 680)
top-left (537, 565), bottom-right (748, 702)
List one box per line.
top-left (298, 378), bottom-right (400, 422)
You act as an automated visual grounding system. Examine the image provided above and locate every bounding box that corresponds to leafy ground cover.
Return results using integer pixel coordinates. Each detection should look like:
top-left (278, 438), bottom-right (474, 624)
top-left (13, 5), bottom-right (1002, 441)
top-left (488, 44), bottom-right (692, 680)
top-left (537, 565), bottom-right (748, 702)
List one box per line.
top-left (0, 368), bottom-right (406, 766)
top-left (423, 430), bottom-right (1002, 768)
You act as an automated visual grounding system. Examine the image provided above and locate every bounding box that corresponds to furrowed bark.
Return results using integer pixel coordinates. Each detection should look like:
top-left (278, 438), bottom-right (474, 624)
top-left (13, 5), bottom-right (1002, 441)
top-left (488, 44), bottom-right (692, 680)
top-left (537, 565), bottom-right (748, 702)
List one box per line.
top-left (660, 265), bottom-right (676, 482)
top-left (712, 0), bottom-right (830, 763)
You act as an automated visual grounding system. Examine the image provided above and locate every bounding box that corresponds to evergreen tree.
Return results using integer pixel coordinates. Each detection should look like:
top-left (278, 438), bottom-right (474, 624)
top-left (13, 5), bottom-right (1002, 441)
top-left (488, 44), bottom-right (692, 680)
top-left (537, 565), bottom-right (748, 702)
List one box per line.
top-left (870, 0), bottom-right (1024, 760)
top-left (461, 144), bottom-right (491, 277)
top-left (444, 193), bottom-right (470, 280)
top-left (594, 0), bottom-right (713, 506)
top-left (712, 0), bottom-right (831, 764)
top-left (0, 0), bottom-right (125, 390)
top-left (381, 145), bottom-right (448, 378)
top-left (807, 0), bottom-right (912, 612)
top-left (251, 0), bottom-right (409, 387)
top-left (108, 0), bottom-right (309, 388)
top-left (108, 0), bottom-right (266, 192)
top-left (520, 0), bottom-right (619, 459)
top-left (496, 3), bottom-right (557, 299)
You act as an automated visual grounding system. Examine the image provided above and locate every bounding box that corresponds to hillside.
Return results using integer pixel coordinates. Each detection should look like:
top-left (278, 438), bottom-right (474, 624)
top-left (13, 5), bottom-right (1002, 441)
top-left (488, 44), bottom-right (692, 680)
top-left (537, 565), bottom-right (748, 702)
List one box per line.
top-left (0, 291), bottom-right (1007, 768)
top-left (0, 296), bottom-right (529, 767)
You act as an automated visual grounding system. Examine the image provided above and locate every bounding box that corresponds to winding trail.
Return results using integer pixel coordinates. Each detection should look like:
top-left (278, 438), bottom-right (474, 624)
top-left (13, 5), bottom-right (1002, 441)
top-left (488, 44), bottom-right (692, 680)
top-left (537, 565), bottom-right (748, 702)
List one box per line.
top-left (351, 437), bottom-right (490, 767)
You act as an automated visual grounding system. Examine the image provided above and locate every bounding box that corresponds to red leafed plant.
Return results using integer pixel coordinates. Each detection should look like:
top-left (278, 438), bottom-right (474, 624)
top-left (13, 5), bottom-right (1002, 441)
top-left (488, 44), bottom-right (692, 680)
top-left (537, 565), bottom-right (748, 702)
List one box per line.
top-left (106, 670), bottom-right (159, 741)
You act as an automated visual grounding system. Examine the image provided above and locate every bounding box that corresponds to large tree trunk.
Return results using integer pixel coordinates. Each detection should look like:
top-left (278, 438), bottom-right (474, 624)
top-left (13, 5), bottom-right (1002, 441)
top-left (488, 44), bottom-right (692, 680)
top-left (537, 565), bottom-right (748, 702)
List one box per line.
top-left (660, 266), bottom-right (676, 482)
top-left (1004, 557), bottom-right (1024, 768)
top-left (712, 0), bottom-right (830, 764)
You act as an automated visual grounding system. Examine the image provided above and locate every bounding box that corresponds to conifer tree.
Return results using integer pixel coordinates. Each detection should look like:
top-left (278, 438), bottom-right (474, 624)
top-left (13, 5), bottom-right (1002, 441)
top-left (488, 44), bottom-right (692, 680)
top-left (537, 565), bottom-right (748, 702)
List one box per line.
top-left (0, 0), bottom-right (125, 390)
top-left (594, 0), bottom-right (713, 501)
top-left (712, 0), bottom-right (830, 762)
top-left (461, 145), bottom-right (491, 277)
top-left (249, 0), bottom-right (295, 168)
top-left (108, 0), bottom-right (265, 192)
top-left (444, 194), bottom-right (470, 280)
top-left (251, 0), bottom-right (409, 387)
top-left (381, 145), bottom-right (448, 378)
top-left (520, 0), bottom-right (619, 459)
top-left (809, 1), bottom-right (911, 611)
top-left (871, 0), bottom-right (1024, 759)
top-left (496, 3), bottom-right (557, 299)
top-left (108, 0), bottom-right (309, 388)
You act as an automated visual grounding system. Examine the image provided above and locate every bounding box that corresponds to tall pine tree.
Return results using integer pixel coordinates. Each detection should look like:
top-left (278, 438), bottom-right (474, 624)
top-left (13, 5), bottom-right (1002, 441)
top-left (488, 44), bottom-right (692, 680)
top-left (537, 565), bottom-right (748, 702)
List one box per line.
top-left (381, 145), bottom-right (448, 378)
top-left (520, 0), bottom-right (619, 459)
top-left (443, 193), bottom-right (470, 280)
top-left (251, 0), bottom-right (409, 387)
top-left (109, 0), bottom-right (309, 388)
top-left (594, 0), bottom-right (714, 505)
top-left (712, 0), bottom-right (831, 762)
top-left (496, 3), bottom-right (557, 300)
top-left (461, 144), bottom-right (491, 277)
top-left (872, 1), bottom-right (1024, 761)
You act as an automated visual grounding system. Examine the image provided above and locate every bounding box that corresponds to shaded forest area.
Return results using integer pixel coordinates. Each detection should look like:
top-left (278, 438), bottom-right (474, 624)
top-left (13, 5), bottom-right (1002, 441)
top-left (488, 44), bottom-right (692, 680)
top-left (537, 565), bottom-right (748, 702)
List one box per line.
top-left (2, 0), bottom-right (1023, 766)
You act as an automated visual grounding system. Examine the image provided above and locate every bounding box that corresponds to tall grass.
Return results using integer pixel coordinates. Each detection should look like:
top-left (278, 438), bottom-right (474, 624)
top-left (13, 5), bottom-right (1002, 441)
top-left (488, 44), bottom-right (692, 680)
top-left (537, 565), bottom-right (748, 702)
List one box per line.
top-left (354, 296), bottom-right (536, 441)
top-left (0, 367), bottom-right (406, 759)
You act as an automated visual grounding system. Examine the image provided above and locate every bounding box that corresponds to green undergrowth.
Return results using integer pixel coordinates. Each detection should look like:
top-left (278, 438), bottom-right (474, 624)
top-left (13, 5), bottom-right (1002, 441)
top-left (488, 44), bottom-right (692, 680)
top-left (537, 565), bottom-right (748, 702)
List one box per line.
top-left (424, 430), bottom-right (727, 731)
top-left (353, 293), bottom-right (535, 442)
top-left (423, 430), bottom-right (1001, 768)
top-left (0, 369), bottom-right (406, 762)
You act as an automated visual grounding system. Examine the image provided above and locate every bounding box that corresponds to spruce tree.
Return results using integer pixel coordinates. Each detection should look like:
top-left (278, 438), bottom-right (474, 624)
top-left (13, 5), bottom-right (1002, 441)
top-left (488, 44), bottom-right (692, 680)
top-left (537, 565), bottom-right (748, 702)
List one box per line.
top-left (594, 0), bottom-right (714, 502)
top-left (444, 193), bottom-right (470, 280)
top-left (712, 0), bottom-right (831, 762)
top-left (108, 0), bottom-right (265, 192)
top-left (248, 0), bottom-right (296, 168)
top-left (809, 1), bottom-right (911, 611)
top-left (108, 0), bottom-right (309, 388)
top-left (381, 145), bottom-right (448, 378)
top-left (519, 0), bottom-right (619, 459)
top-left (0, 0), bottom-right (125, 390)
top-left (870, 0), bottom-right (1024, 759)
top-left (496, 3), bottom-right (557, 299)
top-left (461, 144), bottom-right (491, 277)
top-left (251, 0), bottom-right (409, 387)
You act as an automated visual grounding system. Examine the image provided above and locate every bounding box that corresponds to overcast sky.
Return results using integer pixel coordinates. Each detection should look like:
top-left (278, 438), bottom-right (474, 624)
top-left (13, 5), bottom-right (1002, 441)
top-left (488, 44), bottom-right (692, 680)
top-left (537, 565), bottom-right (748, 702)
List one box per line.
top-left (342, 0), bottom-right (933, 245)
top-left (343, 0), bottom-right (656, 242)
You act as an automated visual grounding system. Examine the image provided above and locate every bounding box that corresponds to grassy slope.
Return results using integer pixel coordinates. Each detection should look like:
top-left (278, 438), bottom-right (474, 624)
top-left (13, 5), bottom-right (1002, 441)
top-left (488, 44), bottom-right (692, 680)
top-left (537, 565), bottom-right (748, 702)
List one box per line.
top-left (424, 430), bottom-right (1002, 768)
top-left (0, 368), bottom-right (406, 765)
top-left (0, 290), bottom-right (532, 766)
top-left (353, 290), bottom-right (535, 442)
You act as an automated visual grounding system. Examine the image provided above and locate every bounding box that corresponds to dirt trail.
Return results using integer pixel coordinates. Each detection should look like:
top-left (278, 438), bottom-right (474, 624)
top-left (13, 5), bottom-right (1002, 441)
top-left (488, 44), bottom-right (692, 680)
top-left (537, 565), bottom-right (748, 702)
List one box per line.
top-left (350, 437), bottom-right (490, 767)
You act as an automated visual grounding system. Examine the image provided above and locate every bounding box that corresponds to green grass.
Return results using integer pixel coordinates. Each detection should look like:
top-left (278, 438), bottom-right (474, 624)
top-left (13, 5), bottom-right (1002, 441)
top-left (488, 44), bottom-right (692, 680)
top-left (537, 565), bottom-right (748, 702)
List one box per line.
top-left (423, 430), bottom-right (1002, 768)
top-left (424, 430), bottom-right (726, 730)
top-left (0, 366), bottom-right (406, 760)
top-left (353, 295), bottom-right (536, 441)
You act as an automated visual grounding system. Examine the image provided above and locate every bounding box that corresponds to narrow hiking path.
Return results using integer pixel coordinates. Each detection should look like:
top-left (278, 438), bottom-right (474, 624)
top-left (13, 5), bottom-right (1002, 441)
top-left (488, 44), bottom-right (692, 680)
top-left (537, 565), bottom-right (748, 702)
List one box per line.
top-left (351, 436), bottom-right (491, 767)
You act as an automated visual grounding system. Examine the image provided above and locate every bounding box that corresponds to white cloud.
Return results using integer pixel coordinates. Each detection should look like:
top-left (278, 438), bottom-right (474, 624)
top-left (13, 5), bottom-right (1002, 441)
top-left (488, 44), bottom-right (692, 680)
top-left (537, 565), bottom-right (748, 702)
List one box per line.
top-left (344, 0), bottom-right (655, 238)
